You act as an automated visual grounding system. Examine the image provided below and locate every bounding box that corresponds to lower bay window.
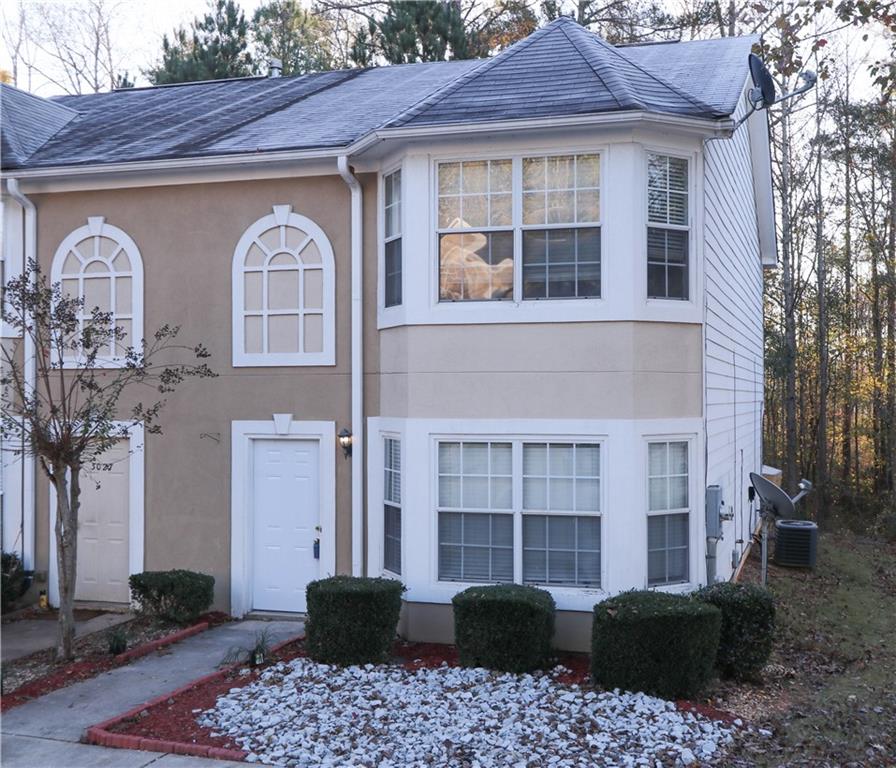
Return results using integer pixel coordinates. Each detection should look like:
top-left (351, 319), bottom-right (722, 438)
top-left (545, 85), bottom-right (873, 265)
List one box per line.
top-left (383, 437), bottom-right (402, 574)
top-left (646, 440), bottom-right (690, 586)
top-left (436, 440), bottom-right (602, 588)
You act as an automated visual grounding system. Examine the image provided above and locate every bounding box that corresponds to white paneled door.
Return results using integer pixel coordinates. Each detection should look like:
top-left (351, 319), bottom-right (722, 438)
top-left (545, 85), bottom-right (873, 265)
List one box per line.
top-left (252, 439), bottom-right (320, 613)
top-left (76, 439), bottom-right (131, 603)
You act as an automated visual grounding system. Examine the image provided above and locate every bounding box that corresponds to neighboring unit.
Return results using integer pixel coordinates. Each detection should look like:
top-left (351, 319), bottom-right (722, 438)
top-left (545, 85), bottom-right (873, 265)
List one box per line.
top-left (0, 19), bottom-right (773, 650)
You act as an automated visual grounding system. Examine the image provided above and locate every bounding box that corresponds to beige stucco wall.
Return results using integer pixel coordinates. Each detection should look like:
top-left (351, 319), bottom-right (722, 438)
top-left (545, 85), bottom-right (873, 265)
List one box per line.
top-left (29, 172), bottom-right (379, 609)
top-left (379, 321), bottom-right (702, 419)
top-left (399, 601), bottom-right (592, 653)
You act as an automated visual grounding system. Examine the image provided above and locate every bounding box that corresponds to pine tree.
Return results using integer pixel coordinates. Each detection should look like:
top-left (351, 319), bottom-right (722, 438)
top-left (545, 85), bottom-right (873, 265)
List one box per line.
top-left (147, 0), bottom-right (254, 85)
top-left (251, 0), bottom-right (335, 76)
top-left (355, 0), bottom-right (470, 65)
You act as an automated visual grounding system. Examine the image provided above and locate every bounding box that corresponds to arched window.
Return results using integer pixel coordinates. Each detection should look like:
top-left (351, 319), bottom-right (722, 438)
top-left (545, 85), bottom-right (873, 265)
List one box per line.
top-left (232, 205), bottom-right (335, 367)
top-left (51, 216), bottom-right (143, 366)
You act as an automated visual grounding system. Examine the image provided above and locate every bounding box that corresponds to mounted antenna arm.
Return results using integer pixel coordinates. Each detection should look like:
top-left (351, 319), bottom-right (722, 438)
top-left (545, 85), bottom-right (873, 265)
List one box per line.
top-left (733, 54), bottom-right (816, 132)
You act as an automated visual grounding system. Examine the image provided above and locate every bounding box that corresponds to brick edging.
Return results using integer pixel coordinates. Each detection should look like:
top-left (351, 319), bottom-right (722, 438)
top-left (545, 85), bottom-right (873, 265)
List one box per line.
top-left (84, 634), bottom-right (303, 762)
top-left (115, 621), bottom-right (209, 663)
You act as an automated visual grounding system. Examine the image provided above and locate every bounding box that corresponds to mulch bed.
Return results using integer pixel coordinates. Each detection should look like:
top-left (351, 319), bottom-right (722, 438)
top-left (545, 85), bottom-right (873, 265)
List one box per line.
top-left (0, 611), bottom-right (230, 712)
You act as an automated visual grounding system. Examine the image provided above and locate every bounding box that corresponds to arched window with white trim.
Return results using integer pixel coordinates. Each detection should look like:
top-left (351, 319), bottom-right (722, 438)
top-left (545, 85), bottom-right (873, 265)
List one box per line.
top-left (51, 216), bottom-right (144, 366)
top-left (232, 205), bottom-right (335, 367)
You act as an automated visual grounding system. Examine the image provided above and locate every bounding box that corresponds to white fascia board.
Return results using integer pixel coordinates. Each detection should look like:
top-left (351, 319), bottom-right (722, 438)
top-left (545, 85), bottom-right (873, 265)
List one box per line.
top-left (3, 111), bottom-right (733, 191)
top-left (747, 104), bottom-right (777, 268)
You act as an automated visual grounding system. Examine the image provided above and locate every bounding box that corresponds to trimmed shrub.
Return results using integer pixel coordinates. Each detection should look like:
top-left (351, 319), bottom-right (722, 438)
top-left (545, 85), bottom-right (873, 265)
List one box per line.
top-left (128, 569), bottom-right (214, 625)
top-left (694, 581), bottom-right (775, 681)
top-left (591, 590), bottom-right (721, 699)
top-left (1, 552), bottom-right (27, 613)
top-left (305, 576), bottom-right (404, 665)
top-left (452, 584), bottom-right (555, 673)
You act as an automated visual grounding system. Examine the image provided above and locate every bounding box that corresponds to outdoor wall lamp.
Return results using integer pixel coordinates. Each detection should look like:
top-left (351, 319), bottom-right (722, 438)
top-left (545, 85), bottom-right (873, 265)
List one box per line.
top-left (338, 427), bottom-right (353, 458)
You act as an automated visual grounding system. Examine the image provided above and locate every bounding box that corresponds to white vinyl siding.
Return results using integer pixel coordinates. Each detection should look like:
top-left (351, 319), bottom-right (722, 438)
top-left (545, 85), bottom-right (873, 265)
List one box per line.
top-left (704, 95), bottom-right (765, 581)
top-left (647, 154), bottom-right (689, 300)
top-left (383, 437), bottom-right (401, 574)
top-left (647, 440), bottom-right (690, 586)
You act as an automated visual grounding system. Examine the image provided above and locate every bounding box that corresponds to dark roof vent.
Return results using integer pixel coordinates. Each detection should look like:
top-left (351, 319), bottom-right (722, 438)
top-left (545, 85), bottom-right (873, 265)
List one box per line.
top-left (268, 58), bottom-right (282, 78)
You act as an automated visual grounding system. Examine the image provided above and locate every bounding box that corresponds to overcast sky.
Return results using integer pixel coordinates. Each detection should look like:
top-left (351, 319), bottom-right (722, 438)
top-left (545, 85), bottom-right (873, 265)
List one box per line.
top-left (0, 0), bottom-right (885, 98)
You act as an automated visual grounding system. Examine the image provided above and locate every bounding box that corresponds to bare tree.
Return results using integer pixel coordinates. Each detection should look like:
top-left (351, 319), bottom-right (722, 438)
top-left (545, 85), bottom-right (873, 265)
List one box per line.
top-left (0, 262), bottom-right (214, 659)
top-left (2, 0), bottom-right (126, 94)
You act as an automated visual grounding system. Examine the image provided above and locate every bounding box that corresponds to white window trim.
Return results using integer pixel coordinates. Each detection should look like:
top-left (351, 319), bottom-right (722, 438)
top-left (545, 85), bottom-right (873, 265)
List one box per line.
top-left (379, 165), bottom-right (404, 318)
top-left (429, 433), bottom-right (608, 597)
top-left (1, 196), bottom-right (25, 339)
top-left (641, 146), bottom-right (701, 314)
top-left (382, 432), bottom-right (403, 577)
top-left (642, 433), bottom-right (698, 592)
top-left (48, 422), bottom-right (145, 607)
top-left (232, 205), bottom-right (335, 367)
top-left (230, 417), bottom-right (336, 617)
top-left (50, 217), bottom-right (145, 369)
top-left (431, 150), bottom-right (606, 309)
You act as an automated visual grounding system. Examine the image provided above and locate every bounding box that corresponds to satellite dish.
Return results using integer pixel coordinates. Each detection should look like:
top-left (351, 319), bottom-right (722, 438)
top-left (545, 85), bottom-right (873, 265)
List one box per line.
top-left (749, 471), bottom-right (794, 519)
top-left (748, 53), bottom-right (776, 109)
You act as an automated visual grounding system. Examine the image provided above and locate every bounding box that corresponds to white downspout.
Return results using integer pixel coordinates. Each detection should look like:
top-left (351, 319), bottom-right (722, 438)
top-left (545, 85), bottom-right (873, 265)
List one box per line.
top-left (5, 178), bottom-right (37, 572)
top-left (337, 156), bottom-right (364, 577)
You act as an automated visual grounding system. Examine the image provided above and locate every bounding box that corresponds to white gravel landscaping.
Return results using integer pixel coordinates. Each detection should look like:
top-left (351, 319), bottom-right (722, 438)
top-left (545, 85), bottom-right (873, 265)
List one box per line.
top-left (198, 659), bottom-right (735, 767)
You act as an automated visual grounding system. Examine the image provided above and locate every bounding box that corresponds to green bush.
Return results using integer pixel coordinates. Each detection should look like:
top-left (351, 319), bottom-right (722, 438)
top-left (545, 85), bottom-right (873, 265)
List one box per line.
top-left (694, 581), bottom-right (775, 680)
top-left (128, 569), bottom-right (214, 625)
top-left (452, 584), bottom-right (555, 673)
top-left (305, 576), bottom-right (404, 665)
top-left (107, 626), bottom-right (128, 655)
top-left (591, 590), bottom-right (721, 699)
top-left (1, 552), bottom-right (27, 613)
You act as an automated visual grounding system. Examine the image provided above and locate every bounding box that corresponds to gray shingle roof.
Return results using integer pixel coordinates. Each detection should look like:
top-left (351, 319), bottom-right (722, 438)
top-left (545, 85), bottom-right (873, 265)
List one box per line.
top-left (1, 19), bottom-right (755, 172)
top-left (1, 84), bottom-right (78, 168)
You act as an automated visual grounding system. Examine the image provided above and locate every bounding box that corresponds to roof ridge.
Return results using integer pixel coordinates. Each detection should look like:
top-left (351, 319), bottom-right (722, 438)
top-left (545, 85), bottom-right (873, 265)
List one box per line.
top-left (382, 20), bottom-right (568, 129)
top-left (2, 82), bottom-right (80, 118)
top-left (578, 26), bottom-right (723, 116)
top-left (556, 21), bottom-right (639, 110)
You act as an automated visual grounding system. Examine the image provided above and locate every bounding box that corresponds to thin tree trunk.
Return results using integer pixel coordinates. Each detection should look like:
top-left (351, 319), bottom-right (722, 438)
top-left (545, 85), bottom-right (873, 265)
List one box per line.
top-left (780, 105), bottom-right (799, 493)
top-left (815, 96), bottom-right (829, 524)
top-left (841, 112), bottom-right (853, 488)
top-left (52, 461), bottom-right (80, 661)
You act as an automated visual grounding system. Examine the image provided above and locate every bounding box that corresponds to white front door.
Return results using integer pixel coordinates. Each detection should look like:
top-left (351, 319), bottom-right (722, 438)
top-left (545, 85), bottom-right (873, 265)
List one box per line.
top-left (76, 439), bottom-right (131, 603)
top-left (252, 438), bottom-right (319, 613)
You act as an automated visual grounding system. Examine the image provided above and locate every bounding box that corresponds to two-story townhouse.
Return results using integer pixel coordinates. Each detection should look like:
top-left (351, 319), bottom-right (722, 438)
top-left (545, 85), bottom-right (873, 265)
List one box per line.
top-left (0, 18), bottom-right (774, 650)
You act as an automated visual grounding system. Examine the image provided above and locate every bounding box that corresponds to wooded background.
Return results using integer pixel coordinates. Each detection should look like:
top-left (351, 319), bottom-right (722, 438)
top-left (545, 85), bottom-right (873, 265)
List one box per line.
top-left (3, 0), bottom-right (895, 531)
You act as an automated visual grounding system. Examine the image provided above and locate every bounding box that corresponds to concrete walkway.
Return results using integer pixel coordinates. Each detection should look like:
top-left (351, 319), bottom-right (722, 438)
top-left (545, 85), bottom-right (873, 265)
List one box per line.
top-left (2, 611), bottom-right (133, 662)
top-left (1, 619), bottom-right (302, 768)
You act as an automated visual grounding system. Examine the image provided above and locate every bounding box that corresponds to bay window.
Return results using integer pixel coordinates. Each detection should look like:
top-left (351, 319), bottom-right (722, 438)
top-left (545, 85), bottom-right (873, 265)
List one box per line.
top-left (437, 154), bottom-right (601, 303)
top-left (647, 440), bottom-right (690, 586)
top-left (384, 170), bottom-right (402, 308)
top-left (647, 153), bottom-right (689, 300)
top-left (437, 441), bottom-right (514, 582)
top-left (436, 439), bottom-right (602, 588)
top-left (383, 437), bottom-right (402, 574)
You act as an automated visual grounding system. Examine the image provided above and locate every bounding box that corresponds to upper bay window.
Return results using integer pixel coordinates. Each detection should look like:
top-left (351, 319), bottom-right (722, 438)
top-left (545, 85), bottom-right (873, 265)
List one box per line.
top-left (51, 217), bottom-right (144, 366)
top-left (384, 170), bottom-right (402, 308)
top-left (647, 154), bottom-right (689, 301)
top-left (232, 205), bottom-right (335, 367)
top-left (437, 154), bottom-right (601, 303)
